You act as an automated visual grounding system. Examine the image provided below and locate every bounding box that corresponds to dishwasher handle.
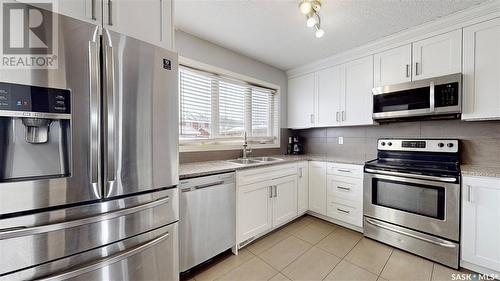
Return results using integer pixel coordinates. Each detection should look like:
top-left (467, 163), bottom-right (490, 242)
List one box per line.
top-left (181, 180), bottom-right (226, 192)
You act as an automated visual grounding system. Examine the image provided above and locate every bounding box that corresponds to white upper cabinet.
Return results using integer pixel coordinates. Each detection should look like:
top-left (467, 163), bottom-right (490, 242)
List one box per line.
top-left (461, 175), bottom-right (500, 274)
top-left (462, 18), bottom-right (500, 121)
top-left (374, 30), bottom-right (462, 87)
top-left (288, 73), bottom-right (315, 128)
top-left (373, 44), bottom-right (412, 87)
top-left (315, 66), bottom-right (343, 127)
top-left (37, 0), bottom-right (174, 50)
top-left (412, 29), bottom-right (462, 80)
top-left (103, 0), bottom-right (173, 49)
top-left (58, 0), bottom-right (103, 24)
top-left (342, 56), bottom-right (374, 126)
top-left (288, 57), bottom-right (374, 128)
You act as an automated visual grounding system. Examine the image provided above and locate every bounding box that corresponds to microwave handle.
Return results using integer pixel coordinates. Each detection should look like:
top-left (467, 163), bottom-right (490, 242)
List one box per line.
top-left (429, 81), bottom-right (435, 113)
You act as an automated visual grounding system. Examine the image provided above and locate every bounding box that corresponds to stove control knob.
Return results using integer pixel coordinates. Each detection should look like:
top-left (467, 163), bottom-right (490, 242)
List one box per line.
top-left (438, 143), bottom-right (445, 148)
top-left (387, 142), bottom-right (392, 146)
top-left (447, 143), bottom-right (454, 148)
top-left (381, 142), bottom-right (386, 146)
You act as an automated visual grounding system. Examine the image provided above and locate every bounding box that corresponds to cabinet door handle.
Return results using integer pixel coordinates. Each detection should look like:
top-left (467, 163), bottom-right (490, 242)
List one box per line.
top-left (342, 111), bottom-right (345, 121)
top-left (337, 169), bottom-right (351, 173)
top-left (415, 62), bottom-right (419, 76)
top-left (299, 168), bottom-right (302, 178)
top-left (310, 114), bottom-right (314, 124)
top-left (91, 0), bottom-right (96, 20)
top-left (337, 186), bottom-right (351, 191)
top-left (336, 112), bottom-right (339, 122)
top-left (108, 0), bottom-right (113, 26)
top-left (274, 185), bottom-right (278, 197)
top-left (467, 185), bottom-right (472, 203)
top-left (405, 64), bottom-right (410, 78)
top-left (337, 208), bottom-right (350, 214)
top-left (269, 186), bottom-right (273, 198)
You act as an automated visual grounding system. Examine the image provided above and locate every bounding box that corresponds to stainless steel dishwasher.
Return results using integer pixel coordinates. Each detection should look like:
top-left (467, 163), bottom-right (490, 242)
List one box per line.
top-left (179, 172), bottom-right (236, 272)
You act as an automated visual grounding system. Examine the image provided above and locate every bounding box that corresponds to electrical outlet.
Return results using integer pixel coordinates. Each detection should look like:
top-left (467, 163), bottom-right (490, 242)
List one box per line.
top-left (338, 137), bottom-right (344, 144)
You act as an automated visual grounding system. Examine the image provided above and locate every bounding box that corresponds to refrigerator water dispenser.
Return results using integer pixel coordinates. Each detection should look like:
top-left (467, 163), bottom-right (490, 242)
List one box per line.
top-left (0, 82), bottom-right (71, 182)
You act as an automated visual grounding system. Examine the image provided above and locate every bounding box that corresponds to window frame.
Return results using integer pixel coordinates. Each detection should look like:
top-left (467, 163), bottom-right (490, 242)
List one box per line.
top-left (179, 57), bottom-right (281, 152)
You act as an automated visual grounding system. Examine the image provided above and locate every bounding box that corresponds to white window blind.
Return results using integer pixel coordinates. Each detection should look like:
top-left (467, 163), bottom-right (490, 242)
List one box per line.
top-left (179, 66), bottom-right (279, 149)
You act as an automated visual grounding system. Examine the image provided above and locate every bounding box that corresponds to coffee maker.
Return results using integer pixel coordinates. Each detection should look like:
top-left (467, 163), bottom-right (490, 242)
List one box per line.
top-left (287, 135), bottom-right (304, 155)
top-left (0, 82), bottom-right (71, 182)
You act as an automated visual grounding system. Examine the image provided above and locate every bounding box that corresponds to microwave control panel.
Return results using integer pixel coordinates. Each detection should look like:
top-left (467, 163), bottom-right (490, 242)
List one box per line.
top-left (434, 82), bottom-right (459, 107)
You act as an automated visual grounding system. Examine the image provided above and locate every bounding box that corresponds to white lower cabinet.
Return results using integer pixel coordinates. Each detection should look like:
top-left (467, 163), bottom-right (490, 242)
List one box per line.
top-left (326, 163), bottom-right (364, 228)
top-left (272, 175), bottom-right (298, 227)
top-left (297, 161), bottom-right (309, 214)
top-left (461, 175), bottom-right (500, 275)
top-left (308, 161), bottom-right (327, 215)
top-left (237, 181), bottom-right (273, 243)
top-left (236, 163), bottom-right (298, 246)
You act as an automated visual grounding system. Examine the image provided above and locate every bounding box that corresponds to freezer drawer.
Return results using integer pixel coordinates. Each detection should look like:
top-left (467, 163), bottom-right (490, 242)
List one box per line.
top-left (1, 223), bottom-right (179, 281)
top-left (0, 188), bottom-right (178, 276)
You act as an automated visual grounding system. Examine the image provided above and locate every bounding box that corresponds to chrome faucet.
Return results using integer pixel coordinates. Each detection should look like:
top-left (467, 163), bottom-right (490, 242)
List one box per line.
top-left (242, 131), bottom-right (252, 159)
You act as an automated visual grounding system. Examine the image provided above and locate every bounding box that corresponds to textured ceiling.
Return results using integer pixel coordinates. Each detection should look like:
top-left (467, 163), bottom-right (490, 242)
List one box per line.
top-left (175, 0), bottom-right (490, 70)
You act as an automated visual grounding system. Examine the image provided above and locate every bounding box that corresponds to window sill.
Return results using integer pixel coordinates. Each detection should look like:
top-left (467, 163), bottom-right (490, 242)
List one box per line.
top-left (179, 143), bottom-right (280, 152)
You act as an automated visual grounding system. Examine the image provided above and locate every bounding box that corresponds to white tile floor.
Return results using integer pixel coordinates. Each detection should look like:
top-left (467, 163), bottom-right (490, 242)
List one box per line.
top-left (183, 215), bottom-right (472, 281)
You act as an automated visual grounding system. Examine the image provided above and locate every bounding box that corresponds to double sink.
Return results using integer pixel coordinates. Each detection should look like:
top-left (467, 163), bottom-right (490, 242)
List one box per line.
top-left (226, 157), bottom-right (283, 165)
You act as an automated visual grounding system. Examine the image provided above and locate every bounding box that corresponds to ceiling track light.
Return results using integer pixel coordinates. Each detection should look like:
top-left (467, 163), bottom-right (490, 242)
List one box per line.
top-left (299, 0), bottom-right (324, 38)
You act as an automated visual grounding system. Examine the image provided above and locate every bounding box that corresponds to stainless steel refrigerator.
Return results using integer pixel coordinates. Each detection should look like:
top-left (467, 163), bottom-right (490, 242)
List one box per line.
top-left (0, 7), bottom-right (179, 281)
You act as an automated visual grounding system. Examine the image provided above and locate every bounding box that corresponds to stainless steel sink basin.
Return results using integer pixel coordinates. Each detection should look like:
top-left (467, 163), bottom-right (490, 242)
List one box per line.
top-left (250, 157), bottom-right (283, 162)
top-left (226, 157), bottom-right (283, 165)
top-left (226, 159), bottom-right (261, 165)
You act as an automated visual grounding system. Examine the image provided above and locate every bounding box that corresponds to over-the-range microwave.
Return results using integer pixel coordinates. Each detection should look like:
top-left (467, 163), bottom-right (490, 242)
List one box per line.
top-left (372, 73), bottom-right (461, 121)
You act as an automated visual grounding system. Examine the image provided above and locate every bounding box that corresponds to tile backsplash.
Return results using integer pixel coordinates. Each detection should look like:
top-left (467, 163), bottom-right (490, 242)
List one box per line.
top-left (292, 119), bottom-right (500, 167)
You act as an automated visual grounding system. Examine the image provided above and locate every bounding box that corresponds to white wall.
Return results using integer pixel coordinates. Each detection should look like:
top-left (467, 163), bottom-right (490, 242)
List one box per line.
top-left (174, 30), bottom-right (288, 127)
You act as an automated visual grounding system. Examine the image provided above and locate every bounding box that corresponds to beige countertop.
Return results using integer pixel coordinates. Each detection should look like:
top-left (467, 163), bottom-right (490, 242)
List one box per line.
top-left (461, 165), bottom-right (500, 178)
top-left (179, 154), bottom-right (365, 179)
top-left (179, 155), bottom-right (500, 179)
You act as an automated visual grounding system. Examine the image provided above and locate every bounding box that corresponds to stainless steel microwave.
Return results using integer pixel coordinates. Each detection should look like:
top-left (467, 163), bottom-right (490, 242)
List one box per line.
top-left (372, 73), bottom-right (461, 121)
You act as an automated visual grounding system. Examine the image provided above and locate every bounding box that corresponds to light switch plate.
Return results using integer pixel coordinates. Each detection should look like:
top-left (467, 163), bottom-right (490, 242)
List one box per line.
top-left (338, 137), bottom-right (344, 144)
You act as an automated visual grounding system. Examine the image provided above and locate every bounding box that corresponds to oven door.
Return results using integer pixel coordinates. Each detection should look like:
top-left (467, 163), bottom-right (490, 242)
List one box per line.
top-left (363, 172), bottom-right (459, 241)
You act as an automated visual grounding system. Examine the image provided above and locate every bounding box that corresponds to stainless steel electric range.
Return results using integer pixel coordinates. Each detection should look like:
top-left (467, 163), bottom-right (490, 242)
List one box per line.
top-left (363, 138), bottom-right (460, 268)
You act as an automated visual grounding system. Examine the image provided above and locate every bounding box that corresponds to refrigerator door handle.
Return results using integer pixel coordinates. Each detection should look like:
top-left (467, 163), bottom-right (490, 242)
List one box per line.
top-left (103, 31), bottom-right (116, 195)
top-left (88, 38), bottom-right (102, 198)
top-left (39, 231), bottom-right (170, 281)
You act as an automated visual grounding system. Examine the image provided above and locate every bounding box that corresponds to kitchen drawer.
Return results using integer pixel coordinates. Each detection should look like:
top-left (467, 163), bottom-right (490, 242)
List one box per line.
top-left (327, 163), bottom-right (363, 178)
top-left (327, 200), bottom-right (362, 227)
top-left (237, 163), bottom-right (297, 186)
top-left (327, 175), bottom-right (362, 203)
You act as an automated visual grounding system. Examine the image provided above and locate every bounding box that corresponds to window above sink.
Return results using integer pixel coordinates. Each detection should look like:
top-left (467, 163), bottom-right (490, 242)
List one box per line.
top-left (179, 63), bottom-right (281, 152)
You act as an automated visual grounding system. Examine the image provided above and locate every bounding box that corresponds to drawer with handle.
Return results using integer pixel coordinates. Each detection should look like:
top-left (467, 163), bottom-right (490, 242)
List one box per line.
top-left (327, 163), bottom-right (363, 178)
top-left (327, 175), bottom-right (362, 202)
top-left (327, 200), bottom-right (362, 227)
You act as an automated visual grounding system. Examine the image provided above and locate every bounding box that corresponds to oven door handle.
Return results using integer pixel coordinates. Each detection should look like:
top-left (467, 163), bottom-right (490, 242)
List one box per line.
top-left (364, 168), bottom-right (457, 183)
top-left (365, 218), bottom-right (457, 248)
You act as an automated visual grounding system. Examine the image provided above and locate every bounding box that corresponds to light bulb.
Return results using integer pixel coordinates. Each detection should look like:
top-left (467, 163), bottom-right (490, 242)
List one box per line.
top-left (299, 1), bottom-right (312, 15)
top-left (306, 15), bottom-right (317, 27)
top-left (315, 28), bottom-right (325, 38)
top-left (312, 1), bottom-right (321, 11)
